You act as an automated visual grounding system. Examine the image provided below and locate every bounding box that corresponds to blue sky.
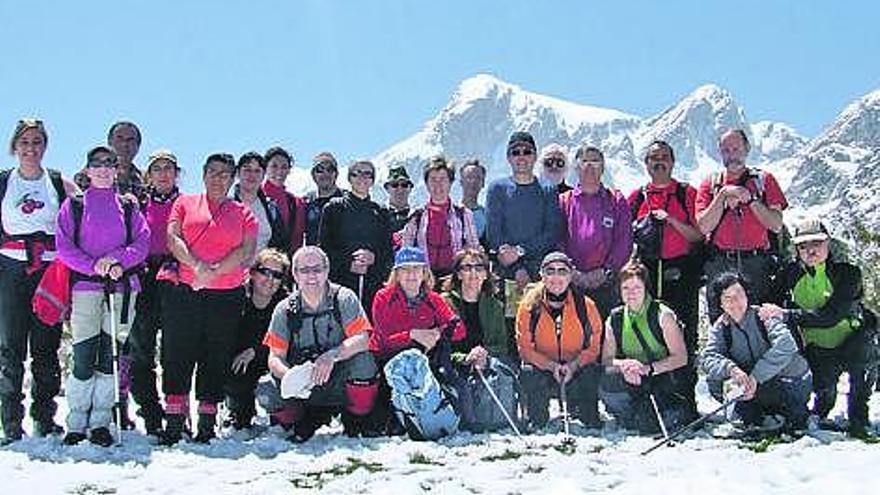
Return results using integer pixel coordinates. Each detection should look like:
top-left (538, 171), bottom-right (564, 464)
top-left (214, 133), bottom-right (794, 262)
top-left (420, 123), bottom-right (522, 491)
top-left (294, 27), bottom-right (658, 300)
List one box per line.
top-left (2, 1), bottom-right (877, 191)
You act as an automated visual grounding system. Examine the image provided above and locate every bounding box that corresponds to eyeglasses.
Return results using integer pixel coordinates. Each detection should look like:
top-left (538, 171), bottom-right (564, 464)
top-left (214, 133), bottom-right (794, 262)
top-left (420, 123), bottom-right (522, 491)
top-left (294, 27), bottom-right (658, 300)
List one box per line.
top-left (87, 157), bottom-right (118, 169)
top-left (312, 161), bottom-right (337, 174)
top-left (294, 264), bottom-right (326, 275)
top-left (254, 266), bottom-right (286, 281)
top-left (350, 170), bottom-right (375, 180)
top-left (508, 147), bottom-right (535, 157)
top-left (543, 158), bottom-right (566, 169)
top-left (579, 159), bottom-right (603, 170)
top-left (386, 181), bottom-right (411, 189)
top-left (458, 263), bottom-right (487, 273)
top-left (542, 266), bottom-right (572, 276)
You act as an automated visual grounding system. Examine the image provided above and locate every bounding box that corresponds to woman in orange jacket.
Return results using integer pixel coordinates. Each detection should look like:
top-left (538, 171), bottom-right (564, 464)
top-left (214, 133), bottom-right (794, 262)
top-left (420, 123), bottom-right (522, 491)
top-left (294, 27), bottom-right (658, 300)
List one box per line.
top-left (516, 251), bottom-right (603, 430)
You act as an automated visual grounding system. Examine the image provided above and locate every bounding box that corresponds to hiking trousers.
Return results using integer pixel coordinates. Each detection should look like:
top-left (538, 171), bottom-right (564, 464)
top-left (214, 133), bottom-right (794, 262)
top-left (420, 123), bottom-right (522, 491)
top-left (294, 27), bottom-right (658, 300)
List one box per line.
top-left (128, 265), bottom-right (169, 421)
top-left (599, 369), bottom-right (695, 434)
top-left (0, 255), bottom-right (61, 436)
top-left (806, 329), bottom-right (871, 430)
top-left (520, 363), bottom-right (601, 429)
top-left (735, 372), bottom-right (812, 430)
top-left (161, 284), bottom-right (243, 404)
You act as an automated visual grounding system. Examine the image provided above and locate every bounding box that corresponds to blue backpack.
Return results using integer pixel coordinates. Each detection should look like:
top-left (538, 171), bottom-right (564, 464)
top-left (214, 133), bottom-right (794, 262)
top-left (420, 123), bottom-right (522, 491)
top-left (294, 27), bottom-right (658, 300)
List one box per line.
top-left (384, 349), bottom-right (460, 440)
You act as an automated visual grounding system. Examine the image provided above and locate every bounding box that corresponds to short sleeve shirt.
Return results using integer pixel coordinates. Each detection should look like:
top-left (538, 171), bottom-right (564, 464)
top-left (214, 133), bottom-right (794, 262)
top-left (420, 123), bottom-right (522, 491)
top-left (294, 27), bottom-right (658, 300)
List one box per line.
top-left (695, 170), bottom-right (787, 251)
top-left (263, 283), bottom-right (372, 358)
top-left (168, 194), bottom-right (259, 290)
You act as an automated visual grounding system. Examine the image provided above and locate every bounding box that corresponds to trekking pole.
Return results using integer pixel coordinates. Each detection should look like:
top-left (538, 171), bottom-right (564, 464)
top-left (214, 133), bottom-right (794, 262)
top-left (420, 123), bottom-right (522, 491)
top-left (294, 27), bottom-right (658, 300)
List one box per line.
top-left (640, 391), bottom-right (743, 456)
top-left (476, 367), bottom-right (524, 440)
top-left (657, 258), bottom-right (664, 300)
top-left (649, 393), bottom-right (670, 440)
top-left (357, 274), bottom-right (365, 302)
top-left (559, 377), bottom-right (571, 440)
top-left (106, 281), bottom-right (123, 446)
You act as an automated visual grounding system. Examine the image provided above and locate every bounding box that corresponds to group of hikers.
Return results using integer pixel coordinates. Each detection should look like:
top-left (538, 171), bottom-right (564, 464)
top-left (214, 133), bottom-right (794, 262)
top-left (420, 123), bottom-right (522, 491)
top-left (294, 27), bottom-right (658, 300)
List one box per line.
top-left (0, 118), bottom-right (876, 449)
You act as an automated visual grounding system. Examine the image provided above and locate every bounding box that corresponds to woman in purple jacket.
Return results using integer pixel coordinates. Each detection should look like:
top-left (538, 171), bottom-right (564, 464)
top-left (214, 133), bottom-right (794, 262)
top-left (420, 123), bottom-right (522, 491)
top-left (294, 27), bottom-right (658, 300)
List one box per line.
top-left (55, 146), bottom-right (150, 446)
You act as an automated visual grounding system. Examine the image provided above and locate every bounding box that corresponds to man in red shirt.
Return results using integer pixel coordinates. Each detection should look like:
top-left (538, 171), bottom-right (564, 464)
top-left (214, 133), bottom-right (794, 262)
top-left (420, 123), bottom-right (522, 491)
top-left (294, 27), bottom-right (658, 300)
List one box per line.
top-left (627, 140), bottom-right (704, 408)
top-left (696, 129), bottom-right (787, 322)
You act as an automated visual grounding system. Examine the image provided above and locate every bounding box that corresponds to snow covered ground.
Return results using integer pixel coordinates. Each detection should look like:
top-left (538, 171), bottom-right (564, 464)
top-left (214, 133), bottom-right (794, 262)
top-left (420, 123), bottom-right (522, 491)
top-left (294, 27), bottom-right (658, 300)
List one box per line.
top-left (3, 377), bottom-right (879, 494)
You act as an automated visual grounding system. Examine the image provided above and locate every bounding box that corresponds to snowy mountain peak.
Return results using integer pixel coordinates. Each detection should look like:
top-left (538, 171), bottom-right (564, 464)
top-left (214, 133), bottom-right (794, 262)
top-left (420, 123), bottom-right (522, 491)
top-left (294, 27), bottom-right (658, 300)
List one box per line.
top-left (751, 121), bottom-right (808, 163)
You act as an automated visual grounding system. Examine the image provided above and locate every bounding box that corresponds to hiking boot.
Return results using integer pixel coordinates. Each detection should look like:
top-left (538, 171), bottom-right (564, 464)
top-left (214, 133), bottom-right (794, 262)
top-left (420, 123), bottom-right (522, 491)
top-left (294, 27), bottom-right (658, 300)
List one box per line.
top-left (62, 431), bottom-right (88, 446)
top-left (89, 427), bottom-right (114, 447)
top-left (34, 419), bottom-right (65, 437)
top-left (193, 414), bottom-right (216, 444)
top-left (143, 413), bottom-right (164, 437)
top-left (286, 422), bottom-right (317, 444)
top-left (159, 414), bottom-right (186, 446)
top-left (113, 400), bottom-right (136, 431)
top-left (1, 401), bottom-right (24, 445)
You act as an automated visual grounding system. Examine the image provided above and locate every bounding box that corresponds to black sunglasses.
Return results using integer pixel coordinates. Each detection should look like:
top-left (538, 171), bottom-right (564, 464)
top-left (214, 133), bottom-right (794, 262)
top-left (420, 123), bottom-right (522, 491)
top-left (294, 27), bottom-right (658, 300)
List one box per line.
top-left (87, 157), bottom-right (118, 169)
top-left (350, 170), bottom-right (375, 179)
top-left (254, 265), bottom-right (286, 281)
top-left (312, 161), bottom-right (337, 174)
top-left (508, 147), bottom-right (535, 157)
top-left (543, 158), bottom-right (566, 169)
top-left (386, 181), bottom-right (411, 189)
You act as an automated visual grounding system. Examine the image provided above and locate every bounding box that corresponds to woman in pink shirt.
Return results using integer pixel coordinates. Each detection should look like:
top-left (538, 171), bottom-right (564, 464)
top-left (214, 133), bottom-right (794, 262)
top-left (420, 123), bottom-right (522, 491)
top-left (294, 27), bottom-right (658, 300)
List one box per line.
top-left (160, 153), bottom-right (258, 445)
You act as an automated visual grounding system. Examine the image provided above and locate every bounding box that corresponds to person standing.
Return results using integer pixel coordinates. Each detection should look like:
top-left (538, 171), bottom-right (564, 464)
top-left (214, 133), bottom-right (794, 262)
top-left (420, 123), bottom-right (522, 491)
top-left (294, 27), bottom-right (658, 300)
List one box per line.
top-left (305, 152), bottom-right (343, 246)
top-left (539, 143), bottom-right (572, 195)
top-left (696, 129), bottom-right (787, 321)
top-left (319, 160), bottom-right (393, 317)
top-left (0, 119), bottom-right (77, 444)
top-left (383, 165), bottom-right (413, 234)
top-left (262, 146), bottom-right (307, 255)
top-left (234, 151), bottom-right (288, 255)
top-left (460, 159), bottom-right (488, 243)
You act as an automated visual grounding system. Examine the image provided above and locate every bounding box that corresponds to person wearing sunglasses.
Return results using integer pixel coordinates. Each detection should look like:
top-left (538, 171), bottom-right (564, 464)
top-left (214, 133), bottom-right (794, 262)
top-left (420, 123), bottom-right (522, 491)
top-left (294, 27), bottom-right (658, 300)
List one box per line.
top-left (262, 246), bottom-right (379, 442)
top-left (160, 153), bottom-right (258, 445)
top-left (400, 156), bottom-right (480, 280)
top-left (559, 144), bottom-right (632, 320)
top-left (0, 119), bottom-right (78, 444)
top-left (56, 145), bottom-right (150, 446)
top-left (516, 252), bottom-right (603, 431)
top-left (383, 165), bottom-right (413, 234)
top-left (233, 151), bottom-right (290, 255)
top-left (224, 248), bottom-right (290, 431)
top-left (761, 218), bottom-right (873, 438)
top-left (319, 160), bottom-right (393, 318)
top-left (539, 143), bottom-right (572, 195)
top-left (262, 146), bottom-right (307, 254)
top-left (305, 152), bottom-right (343, 246)
top-left (126, 149), bottom-right (181, 437)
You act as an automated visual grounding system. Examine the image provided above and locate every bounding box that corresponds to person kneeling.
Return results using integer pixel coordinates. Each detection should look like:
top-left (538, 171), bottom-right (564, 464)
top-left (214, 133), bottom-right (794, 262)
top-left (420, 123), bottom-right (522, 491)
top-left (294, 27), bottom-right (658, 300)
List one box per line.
top-left (262, 246), bottom-right (379, 443)
top-left (517, 252), bottom-right (603, 431)
top-left (701, 272), bottom-right (812, 433)
top-left (599, 260), bottom-right (696, 435)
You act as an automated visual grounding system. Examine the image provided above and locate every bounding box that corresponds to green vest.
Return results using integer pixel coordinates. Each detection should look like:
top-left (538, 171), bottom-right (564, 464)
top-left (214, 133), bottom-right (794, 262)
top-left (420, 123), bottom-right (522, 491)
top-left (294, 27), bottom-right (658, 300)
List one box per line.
top-left (619, 298), bottom-right (670, 364)
top-left (792, 262), bottom-right (855, 349)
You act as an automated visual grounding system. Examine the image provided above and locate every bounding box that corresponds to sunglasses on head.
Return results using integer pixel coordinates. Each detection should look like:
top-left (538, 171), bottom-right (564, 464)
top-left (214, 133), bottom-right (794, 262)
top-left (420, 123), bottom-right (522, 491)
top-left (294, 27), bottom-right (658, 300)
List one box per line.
top-left (254, 265), bottom-right (286, 281)
top-left (543, 158), bottom-right (566, 169)
top-left (508, 147), bottom-right (535, 157)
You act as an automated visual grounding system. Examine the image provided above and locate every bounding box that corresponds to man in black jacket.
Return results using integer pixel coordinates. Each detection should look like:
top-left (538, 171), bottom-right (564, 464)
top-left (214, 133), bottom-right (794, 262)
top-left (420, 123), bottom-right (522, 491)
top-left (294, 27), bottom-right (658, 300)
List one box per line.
top-left (762, 218), bottom-right (873, 437)
top-left (319, 160), bottom-right (393, 318)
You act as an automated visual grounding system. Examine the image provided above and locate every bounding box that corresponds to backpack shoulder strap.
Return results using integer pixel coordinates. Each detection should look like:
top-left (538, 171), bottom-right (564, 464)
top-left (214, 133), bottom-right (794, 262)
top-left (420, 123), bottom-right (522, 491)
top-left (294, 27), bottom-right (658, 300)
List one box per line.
top-left (609, 306), bottom-right (625, 357)
top-left (674, 182), bottom-right (689, 213)
top-left (647, 300), bottom-right (668, 346)
top-left (71, 196), bottom-right (85, 246)
top-left (630, 187), bottom-right (646, 220)
top-left (0, 170), bottom-right (9, 238)
top-left (528, 303), bottom-right (542, 345)
top-left (571, 289), bottom-right (592, 348)
top-left (122, 198), bottom-right (135, 245)
top-left (48, 169), bottom-right (67, 203)
top-left (329, 284), bottom-right (343, 330)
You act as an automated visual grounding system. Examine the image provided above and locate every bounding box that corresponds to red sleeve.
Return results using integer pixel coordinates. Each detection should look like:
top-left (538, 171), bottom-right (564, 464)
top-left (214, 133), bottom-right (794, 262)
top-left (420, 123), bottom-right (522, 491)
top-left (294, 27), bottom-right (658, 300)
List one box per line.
top-left (694, 177), bottom-right (714, 214)
top-left (168, 195), bottom-right (186, 226)
top-left (369, 288), bottom-right (413, 357)
top-left (429, 292), bottom-right (466, 342)
top-left (761, 173), bottom-right (787, 210)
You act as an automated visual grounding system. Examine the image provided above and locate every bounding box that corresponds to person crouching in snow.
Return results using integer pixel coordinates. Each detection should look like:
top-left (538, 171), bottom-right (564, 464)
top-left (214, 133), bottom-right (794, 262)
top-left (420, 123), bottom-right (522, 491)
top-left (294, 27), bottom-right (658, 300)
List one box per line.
top-left (517, 252), bottom-right (603, 431)
top-left (599, 259), bottom-right (696, 434)
top-left (369, 246), bottom-right (466, 437)
top-left (224, 248), bottom-right (289, 430)
top-left (262, 246), bottom-right (379, 443)
top-left (701, 272), bottom-right (812, 433)
top-left (56, 146), bottom-right (150, 446)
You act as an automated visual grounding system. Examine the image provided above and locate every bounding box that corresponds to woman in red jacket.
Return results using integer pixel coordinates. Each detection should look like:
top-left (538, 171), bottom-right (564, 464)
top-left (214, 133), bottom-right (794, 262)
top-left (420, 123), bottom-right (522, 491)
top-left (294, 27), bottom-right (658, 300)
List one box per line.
top-left (369, 246), bottom-right (465, 434)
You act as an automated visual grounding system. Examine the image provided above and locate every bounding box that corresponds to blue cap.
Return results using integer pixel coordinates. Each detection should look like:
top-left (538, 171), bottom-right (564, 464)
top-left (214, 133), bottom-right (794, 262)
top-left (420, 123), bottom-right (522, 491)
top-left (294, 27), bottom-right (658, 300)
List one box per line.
top-left (394, 246), bottom-right (427, 269)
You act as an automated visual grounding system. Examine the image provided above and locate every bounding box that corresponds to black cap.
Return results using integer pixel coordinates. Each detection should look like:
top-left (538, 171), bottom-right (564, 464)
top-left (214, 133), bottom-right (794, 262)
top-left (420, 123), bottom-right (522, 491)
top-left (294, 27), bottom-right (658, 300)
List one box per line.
top-left (507, 131), bottom-right (536, 153)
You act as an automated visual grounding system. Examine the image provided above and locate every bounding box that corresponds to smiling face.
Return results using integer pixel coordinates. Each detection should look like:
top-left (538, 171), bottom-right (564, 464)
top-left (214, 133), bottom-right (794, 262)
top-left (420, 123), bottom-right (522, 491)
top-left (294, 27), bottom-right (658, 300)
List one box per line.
top-left (237, 159), bottom-right (265, 196)
top-left (397, 264), bottom-right (426, 297)
top-left (507, 145), bottom-right (536, 177)
top-left (311, 161), bottom-right (338, 191)
top-left (541, 261), bottom-right (572, 296)
top-left (266, 154), bottom-right (291, 186)
top-left (541, 152), bottom-right (567, 186)
top-left (292, 251), bottom-right (329, 294)
top-left (719, 131), bottom-right (749, 173)
top-left (86, 150), bottom-right (118, 189)
top-left (577, 149), bottom-right (604, 189)
top-left (620, 276), bottom-right (647, 311)
top-left (384, 180), bottom-right (412, 206)
top-left (645, 143), bottom-right (674, 184)
top-left (147, 158), bottom-right (178, 193)
top-left (426, 169), bottom-right (451, 204)
top-left (14, 127), bottom-right (46, 169)
top-left (348, 162), bottom-right (375, 197)
top-left (720, 282), bottom-right (749, 323)
top-left (251, 257), bottom-right (285, 300)
top-left (457, 253), bottom-right (488, 294)
top-left (203, 159), bottom-right (235, 201)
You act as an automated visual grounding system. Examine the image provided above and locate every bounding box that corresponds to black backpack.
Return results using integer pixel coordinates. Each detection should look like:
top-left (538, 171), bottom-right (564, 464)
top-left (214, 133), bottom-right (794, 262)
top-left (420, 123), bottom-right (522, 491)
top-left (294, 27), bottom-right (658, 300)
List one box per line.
top-left (0, 168), bottom-right (67, 241)
top-left (630, 182), bottom-right (691, 261)
top-left (284, 285), bottom-right (344, 364)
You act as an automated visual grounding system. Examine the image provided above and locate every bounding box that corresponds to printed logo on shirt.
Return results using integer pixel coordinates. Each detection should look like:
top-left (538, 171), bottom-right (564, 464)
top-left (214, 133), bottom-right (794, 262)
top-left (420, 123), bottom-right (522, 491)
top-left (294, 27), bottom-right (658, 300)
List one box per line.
top-left (602, 215), bottom-right (614, 229)
top-left (16, 193), bottom-right (45, 215)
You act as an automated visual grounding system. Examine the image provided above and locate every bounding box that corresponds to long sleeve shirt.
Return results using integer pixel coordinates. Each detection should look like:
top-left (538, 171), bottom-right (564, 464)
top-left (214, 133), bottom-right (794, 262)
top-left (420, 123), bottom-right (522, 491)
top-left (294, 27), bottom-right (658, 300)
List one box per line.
top-left (56, 187), bottom-right (151, 292)
top-left (559, 185), bottom-right (632, 273)
top-left (486, 177), bottom-right (562, 278)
